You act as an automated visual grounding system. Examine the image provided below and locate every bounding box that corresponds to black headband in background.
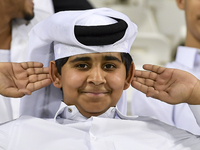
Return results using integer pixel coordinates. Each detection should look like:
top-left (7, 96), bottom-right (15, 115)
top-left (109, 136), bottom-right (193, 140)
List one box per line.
top-left (74, 19), bottom-right (128, 46)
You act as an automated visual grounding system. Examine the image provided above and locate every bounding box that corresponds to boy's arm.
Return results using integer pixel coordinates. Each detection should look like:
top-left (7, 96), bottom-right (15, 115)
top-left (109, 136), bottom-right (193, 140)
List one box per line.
top-left (0, 62), bottom-right (51, 98)
top-left (131, 64), bottom-right (200, 105)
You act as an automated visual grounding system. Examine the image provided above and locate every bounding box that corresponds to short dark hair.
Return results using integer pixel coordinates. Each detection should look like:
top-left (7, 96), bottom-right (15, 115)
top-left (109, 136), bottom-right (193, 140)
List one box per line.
top-left (120, 53), bottom-right (133, 76)
top-left (55, 53), bottom-right (133, 76)
top-left (55, 57), bottom-right (69, 75)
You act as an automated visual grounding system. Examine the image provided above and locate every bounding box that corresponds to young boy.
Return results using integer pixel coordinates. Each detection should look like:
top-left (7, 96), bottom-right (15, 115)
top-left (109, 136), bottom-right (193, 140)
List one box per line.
top-left (1, 8), bottom-right (200, 150)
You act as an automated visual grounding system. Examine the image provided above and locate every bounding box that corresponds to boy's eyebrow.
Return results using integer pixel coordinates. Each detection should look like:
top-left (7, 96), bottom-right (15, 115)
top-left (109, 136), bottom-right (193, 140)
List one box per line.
top-left (103, 55), bottom-right (122, 62)
top-left (69, 57), bottom-right (91, 63)
top-left (69, 55), bottom-right (122, 63)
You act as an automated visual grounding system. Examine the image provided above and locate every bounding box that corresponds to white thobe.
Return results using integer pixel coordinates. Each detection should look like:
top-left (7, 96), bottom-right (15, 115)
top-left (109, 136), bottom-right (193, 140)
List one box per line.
top-left (131, 46), bottom-right (200, 135)
top-left (1, 102), bottom-right (200, 150)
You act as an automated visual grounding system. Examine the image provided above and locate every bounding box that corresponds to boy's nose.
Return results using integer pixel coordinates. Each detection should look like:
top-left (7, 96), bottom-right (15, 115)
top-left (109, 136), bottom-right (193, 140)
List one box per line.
top-left (87, 67), bottom-right (106, 85)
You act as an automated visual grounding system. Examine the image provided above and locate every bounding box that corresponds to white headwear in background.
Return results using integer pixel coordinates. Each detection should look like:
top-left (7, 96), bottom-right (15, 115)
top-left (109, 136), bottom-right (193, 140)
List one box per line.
top-left (20, 8), bottom-right (138, 118)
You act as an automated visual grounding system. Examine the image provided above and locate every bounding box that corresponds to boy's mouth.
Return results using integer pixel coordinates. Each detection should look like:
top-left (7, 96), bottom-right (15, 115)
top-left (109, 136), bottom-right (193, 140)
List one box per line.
top-left (81, 90), bottom-right (110, 97)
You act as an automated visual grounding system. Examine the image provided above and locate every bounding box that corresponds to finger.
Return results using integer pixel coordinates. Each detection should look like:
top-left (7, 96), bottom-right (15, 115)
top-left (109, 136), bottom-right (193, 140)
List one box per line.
top-left (18, 89), bottom-right (32, 96)
top-left (1, 88), bottom-right (30, 98)
top-left (29, 74), bottom-right (50, 83)
top-left (27, 79), bottom-right (52, 92)
top-left (146, 88), bottom-right (159, 97)
top-left (133, 77), bottom-right (155, 87)
top-left (23, 62), bottom-right (44, 69)
top-left (143, 64), bottom-right (165, 74)
top-left (134, 70), bottom-right (157, 81)
top-left (147, 90), bottom-right (176, 104)
top-left (27, 67), bottom-right (49, 76)
top-left (132, 80), bottom-right (160, 99)
top-left (131, 80), bottom-right (149, 94)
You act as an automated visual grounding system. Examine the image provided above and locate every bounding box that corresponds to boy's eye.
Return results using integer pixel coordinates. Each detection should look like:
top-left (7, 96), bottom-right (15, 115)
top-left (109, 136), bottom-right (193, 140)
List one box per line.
top-left (77, 64), bottom-right (88, 69)
top-left (104, 64), bottom-right (116, 69)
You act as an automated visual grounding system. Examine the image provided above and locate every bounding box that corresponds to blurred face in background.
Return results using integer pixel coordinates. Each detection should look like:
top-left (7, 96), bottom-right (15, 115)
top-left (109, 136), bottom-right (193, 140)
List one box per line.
top-left (176, 0), bottom-right (200, 47)
top-left (10, 0), bottom-right (34, 21)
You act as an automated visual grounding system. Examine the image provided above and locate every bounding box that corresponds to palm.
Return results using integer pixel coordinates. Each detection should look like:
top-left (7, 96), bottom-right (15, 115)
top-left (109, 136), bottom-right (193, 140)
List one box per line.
top-left (0, 62), bottom-right (51, 98)
top-left (132, 64), bottom-right (199, 104)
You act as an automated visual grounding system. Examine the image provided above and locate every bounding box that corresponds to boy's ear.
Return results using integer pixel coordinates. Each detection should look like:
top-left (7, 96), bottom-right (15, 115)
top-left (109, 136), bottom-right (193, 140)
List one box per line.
top-left (124, 62), bottom-right (135, 90)
top-left (49, 61), bottom-right (62, 89)
top-left (176, 0), bottom-right (185, 10)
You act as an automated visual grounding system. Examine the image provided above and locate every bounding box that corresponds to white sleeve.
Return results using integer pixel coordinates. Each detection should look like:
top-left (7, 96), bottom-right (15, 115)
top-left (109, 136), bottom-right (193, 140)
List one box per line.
top-left (131, 89), bottom-right (200, 135)
top-left (189, 105), bottom-right (200, 126)
top-left (0, 121), bottom-right (15, 150)
top-left (0, 96), bottom-right (12, 123)
top-left (131, 89), bottom-right (175, 125)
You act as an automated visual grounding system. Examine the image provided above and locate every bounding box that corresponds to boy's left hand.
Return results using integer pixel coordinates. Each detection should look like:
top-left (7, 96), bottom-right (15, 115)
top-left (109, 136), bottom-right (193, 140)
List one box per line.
top-left (131, 64), bottom-right (200, 105)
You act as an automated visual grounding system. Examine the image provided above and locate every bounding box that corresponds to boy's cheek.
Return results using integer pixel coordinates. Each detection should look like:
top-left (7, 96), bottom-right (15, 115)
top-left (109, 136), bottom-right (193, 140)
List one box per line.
top-left (107, 75), bottom-right (126, 88)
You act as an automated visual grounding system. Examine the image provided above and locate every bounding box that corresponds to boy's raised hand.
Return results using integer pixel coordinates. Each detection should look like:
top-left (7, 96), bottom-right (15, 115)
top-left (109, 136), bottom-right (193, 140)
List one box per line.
top-left (0, 62), bottom-right (52, 98)
top-left (131, 64), bottom-right (200, 105)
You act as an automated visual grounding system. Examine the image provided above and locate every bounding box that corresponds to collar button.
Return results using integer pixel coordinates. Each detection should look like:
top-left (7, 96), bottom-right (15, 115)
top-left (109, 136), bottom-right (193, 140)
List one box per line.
top-left (68, 108), bottom-right (72, 113)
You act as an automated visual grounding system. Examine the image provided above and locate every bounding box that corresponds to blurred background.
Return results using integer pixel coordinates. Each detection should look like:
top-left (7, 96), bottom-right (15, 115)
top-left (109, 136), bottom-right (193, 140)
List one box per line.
top-left (88, 0), bottom-right (186, 114)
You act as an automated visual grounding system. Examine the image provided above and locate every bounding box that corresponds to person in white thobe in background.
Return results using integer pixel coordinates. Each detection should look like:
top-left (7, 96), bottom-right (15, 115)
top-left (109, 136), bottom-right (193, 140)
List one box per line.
top-left (131, 0), bottom-right (200, 135)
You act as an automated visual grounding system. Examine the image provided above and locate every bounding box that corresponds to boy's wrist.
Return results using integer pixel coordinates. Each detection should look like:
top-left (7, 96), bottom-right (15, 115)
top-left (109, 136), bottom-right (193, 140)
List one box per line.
top-left (189, 80), bottom-right (200, 105)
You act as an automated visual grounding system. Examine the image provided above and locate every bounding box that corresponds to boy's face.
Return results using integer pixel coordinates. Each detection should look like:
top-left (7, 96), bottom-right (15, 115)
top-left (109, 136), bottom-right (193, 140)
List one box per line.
top-left (51, 52), bottom-right (134, 118)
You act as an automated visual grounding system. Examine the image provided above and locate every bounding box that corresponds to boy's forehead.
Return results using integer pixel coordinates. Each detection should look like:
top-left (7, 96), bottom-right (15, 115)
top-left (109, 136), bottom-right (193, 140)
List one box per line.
top-left (68, 52), bottom-right (122, 60)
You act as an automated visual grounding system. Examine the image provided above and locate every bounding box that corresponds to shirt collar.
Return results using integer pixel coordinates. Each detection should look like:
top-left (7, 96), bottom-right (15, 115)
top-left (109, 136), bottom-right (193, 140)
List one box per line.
top-left (54, 102), bottom-right (117, 122)
top-left (176, 46), bottom-right (200, 69)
